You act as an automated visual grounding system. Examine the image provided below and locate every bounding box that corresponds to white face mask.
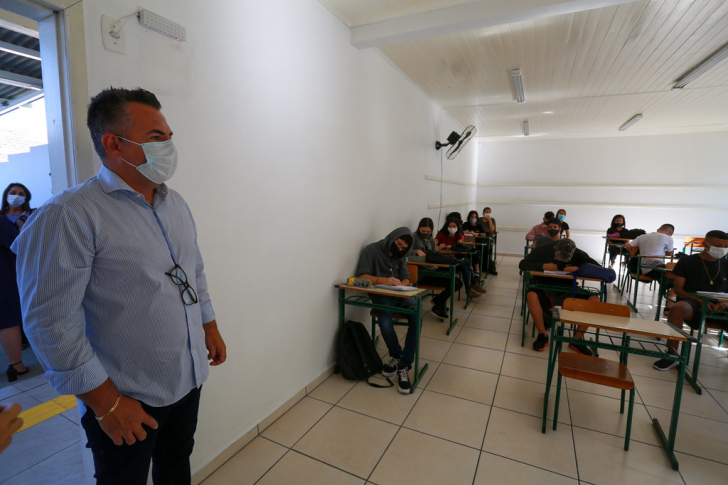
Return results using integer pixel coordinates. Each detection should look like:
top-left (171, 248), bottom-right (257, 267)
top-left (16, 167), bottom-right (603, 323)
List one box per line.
top-left (6, 195), bottom-right (25, 208)
top-left (484, 213), bottom-right (491, 218)
top-left (448, 227), bottom-right (458, 235)
top-left (470, 218), bottom-right (477, 224)
top-left (707, 246), bottom-right (728, 259)
top-left (118, 137), bottom-right (178, 185)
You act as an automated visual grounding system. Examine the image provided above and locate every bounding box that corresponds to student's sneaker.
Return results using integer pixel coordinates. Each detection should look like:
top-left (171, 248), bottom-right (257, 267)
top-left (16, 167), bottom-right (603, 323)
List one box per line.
top-left (489, 269), bottom-right (498, 276)
top-left (468, 290), bottom-right (482, 299)
top-left (382, 357), bottom-right (398, 377)
top-left (569, 343), bottom-right (594, 357)
top-left (472, 283), bottom-right (487, 294)
top-left (532, 333), bottom-right (549, 352)
top-left (653, 358), bottom-right (680, 371)
top-left (432, 306), bottom-right (449, 320)
top-left (396, 367), bottom-right (412, 394)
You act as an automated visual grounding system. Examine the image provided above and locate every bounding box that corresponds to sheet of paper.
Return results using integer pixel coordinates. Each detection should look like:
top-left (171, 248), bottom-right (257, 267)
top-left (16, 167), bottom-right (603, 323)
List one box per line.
top-left (375, 285), bottom-right (419, 291)
top-left (696, 291), bottom-right (728, 299)
top-left (543, 271), bottom-right (570, 275)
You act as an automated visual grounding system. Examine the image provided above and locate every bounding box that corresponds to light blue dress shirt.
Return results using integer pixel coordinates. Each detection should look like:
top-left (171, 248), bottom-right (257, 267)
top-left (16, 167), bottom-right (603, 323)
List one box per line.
top-left (12, 166), bottom-right (215, 407)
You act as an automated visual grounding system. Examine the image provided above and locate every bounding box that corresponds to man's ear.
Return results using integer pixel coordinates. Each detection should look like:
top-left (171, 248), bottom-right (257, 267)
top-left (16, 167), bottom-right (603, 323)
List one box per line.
top-left (101, 133), bottom-right (123, 160)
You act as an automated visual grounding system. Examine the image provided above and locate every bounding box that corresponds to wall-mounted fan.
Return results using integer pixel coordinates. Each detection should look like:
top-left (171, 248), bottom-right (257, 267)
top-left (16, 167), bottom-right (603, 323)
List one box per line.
top-left (435, 125), bottom-right (476, 160)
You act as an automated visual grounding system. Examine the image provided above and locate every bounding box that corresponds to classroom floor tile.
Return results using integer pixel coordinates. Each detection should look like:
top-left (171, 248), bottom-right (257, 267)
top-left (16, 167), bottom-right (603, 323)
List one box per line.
top-left (473, 452), bottom-right (578, 485)
top-left (257, 450), bottom-right (364, 485)
top-left (425, 363), bottom-right (498, 404)
top-left (493, 375), bottom-right (571, 425)
top-left (201, 437), bottom-right (287, 485)
top-left (442, 343), bottom-right (504, 374)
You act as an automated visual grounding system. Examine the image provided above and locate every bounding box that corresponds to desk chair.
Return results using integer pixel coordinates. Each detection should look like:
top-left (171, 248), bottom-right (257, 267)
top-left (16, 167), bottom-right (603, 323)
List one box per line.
top-left (552, 299), bottom-right (635, 451)
top-left (621, 248), bottom-right (661, 310)
top-left (684, 237), bottom-right (704, 255)
top-left (369, 264), bottom-right (445, 341)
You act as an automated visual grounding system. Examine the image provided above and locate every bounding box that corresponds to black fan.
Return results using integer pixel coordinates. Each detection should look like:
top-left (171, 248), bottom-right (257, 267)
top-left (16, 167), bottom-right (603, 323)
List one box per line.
top-left (435, 125), bottom-right (476, 160)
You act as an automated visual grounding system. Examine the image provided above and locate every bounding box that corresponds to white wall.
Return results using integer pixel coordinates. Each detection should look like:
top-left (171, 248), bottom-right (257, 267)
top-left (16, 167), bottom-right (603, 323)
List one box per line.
top-left (0, 145), bottom-right (53, 208)
top-left (81, 0), bottom-right (475, 476)
top-left (476, 132), bottom-right (728, 260)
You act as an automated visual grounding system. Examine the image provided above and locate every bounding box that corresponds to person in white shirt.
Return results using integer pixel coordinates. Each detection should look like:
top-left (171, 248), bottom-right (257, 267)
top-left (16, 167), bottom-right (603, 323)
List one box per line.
top-left (625, 224), bottom-right (675, 277)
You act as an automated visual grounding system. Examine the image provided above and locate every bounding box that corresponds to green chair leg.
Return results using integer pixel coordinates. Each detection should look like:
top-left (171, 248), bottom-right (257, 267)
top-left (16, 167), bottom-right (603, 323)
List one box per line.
top-left (620, 389), bottom-right (625, 414)
top-left (553, 372), bottom-right (563, 431)
top-left (625, 388), bottom-right (635, 451)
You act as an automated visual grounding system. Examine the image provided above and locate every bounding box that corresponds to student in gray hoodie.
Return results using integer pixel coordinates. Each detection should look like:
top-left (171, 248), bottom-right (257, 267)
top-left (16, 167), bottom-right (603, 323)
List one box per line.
top-left (408, 218), bottom-right (463, 320)
top-left (356, 227), bottom-right (417, 394)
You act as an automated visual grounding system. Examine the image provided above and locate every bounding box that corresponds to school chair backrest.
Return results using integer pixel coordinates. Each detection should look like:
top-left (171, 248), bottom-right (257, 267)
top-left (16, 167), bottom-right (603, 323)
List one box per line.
top-left (684, 237), bottom-right (704, 255)
top-left (562, 297), bottom-right (630, 318)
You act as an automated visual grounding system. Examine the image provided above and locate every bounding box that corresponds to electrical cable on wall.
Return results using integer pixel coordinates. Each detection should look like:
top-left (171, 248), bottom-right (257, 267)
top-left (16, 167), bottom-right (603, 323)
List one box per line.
top-left (437, 147), bottom-right (443, 230)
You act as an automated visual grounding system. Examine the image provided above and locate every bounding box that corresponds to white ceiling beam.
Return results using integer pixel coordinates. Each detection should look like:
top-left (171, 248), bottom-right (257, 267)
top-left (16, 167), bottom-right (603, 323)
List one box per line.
top-left (0, 40), bottom-right (41, 60)
top-left (350, 0), bottom-right (639, 49)
top-left (0, 69), bottom-right (42, 90)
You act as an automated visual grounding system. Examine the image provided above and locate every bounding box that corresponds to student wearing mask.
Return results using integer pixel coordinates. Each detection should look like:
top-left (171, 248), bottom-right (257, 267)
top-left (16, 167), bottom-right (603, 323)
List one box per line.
top-left (556, 209), bottom-right (570, 238)
top-left (356, 227), bottom-right (417, 394)
top-left (606, 214), bottom-right (629, 266)
top-left (461, 210), bottom-right (485, 275)
top-left (1, 183), bottom-right (34, 229)
top-left (519, 238), bottom-right (600, 354)
top-left (654, 230), bottom-right (728, 371)
top-left (408, 218), bottom-right (463, 320)
top-left (481, 207), bottom-right (498, 275)
top-left (526, 211), bottom-right (556, 241)
top-left (436, 218), bottom-right (486, 298)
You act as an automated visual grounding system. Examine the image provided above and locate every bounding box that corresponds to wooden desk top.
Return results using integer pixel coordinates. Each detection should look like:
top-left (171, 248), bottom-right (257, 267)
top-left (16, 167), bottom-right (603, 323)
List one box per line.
top-left (558, 309), bottom-right (688, 341)
top-left (336, 284), bottom-right (430, 299)
top-left (603, 237), bottom-right (632, 242)
top-left (408, 260), bottom-right (455, 268)
top-left (527, 271), bottom-right (605, 283)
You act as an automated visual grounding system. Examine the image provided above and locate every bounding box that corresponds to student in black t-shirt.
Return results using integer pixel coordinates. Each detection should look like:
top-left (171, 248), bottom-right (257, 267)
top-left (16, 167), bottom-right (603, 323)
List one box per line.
top-left (654, 230), bottom-right (728, 371)
top-left (556, 209), bottom-right (570, 238)
top-left (606, 214), bottom-right (629, 266)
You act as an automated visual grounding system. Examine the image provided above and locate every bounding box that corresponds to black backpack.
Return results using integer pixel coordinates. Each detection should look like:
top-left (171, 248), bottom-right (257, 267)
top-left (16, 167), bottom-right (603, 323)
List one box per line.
top-left (623, 228), bottom-right (647, 239)
top-left (336, 320), bottom-right (393, 388)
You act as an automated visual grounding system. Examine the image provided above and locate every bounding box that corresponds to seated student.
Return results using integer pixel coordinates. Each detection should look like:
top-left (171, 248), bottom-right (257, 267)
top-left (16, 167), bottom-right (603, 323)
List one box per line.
top-left (606, 214), bottom-right (629, 266)
top-left (408, 218), bottom-right (463, 320)
top-left (356, 227), bottom-right (418, 394)
top-left (653, 230), bottom-right (728, 371)
top-left (436, 217), bottom-right (486, 298)
top-left (519, 238), bottom-right (600, 354)
top-left (526, 211), bottom-right (556, 241)
top-left (447, 211), bottom-right (463, 226)
top-left (461, 210), bottom-right (485, 272)
top-left (481, 207), bottom-right (498, 275)
top-left (625, 224), bottom-right (675, 277)
top-left (556, 209), bottom-right (570, 238)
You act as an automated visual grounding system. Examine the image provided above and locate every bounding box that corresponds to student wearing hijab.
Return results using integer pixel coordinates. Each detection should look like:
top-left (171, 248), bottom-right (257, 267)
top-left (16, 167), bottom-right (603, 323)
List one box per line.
top-left (408, 218), bottom-right (463, 320)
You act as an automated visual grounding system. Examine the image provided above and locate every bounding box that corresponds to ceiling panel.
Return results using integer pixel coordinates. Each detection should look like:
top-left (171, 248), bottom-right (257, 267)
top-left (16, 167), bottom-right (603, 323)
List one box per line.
top-left (319, 0), bottom-right (475, 27)
top-left (322, 0), bottom-right (728, 138)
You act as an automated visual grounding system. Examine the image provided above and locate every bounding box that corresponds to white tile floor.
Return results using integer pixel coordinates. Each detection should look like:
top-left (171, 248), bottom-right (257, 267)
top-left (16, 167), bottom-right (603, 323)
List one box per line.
top-left (2, 255), bottom-right (728, 485)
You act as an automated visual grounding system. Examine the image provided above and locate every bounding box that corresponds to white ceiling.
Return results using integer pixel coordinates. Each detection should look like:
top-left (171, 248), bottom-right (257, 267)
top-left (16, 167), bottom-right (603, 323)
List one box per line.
top-left (320, 0), bottom-right (728, 139)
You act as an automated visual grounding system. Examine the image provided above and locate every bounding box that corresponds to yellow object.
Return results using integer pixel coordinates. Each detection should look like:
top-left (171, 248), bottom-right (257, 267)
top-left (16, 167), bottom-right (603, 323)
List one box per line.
top-left (15, 395), bottom-right (77, 433)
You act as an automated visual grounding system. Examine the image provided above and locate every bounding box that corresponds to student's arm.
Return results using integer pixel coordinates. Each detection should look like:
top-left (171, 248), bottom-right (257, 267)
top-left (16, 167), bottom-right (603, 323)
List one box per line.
top-left (525, 225), bottom-right (537, 241)
top-left (672, 276), bottom-right (702, 305)
top-left (359, 274), bottom-right (401, 286)
top-left (484, 217), bottom-right (495, 232)
top-left (519, 244), bottom-right (554, 272)
top-left (565, 229), bottom-right (571, 238)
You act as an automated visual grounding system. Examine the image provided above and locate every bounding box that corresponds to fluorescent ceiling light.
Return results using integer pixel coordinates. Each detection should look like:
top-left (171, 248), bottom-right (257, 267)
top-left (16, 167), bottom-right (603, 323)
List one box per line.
top-left (512, 69), bottom-right (525, 103)
top-left (673, 42), bottom-right (728, 90)
top-left (542, 111), bottom-right (554, 114)
top-left (523, 120), bottom-right (529, 136)
top-left (619, 114), bottom-right (643, 131)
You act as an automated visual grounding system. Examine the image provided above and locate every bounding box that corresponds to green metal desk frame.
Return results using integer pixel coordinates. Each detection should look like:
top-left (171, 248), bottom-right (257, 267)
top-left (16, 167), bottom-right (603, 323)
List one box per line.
top-left (683, 293), bottom-right (728, 395)
top-left (620, 255), bottom-right (673, 312)
top-left (336, 285), bottom-right (431, 390)
top-left (520, 271), bottom-right (606, 347)
top-left (411, 261), bottom-right (461, 335)
top-left (542, 315), bottom-right (693, 471)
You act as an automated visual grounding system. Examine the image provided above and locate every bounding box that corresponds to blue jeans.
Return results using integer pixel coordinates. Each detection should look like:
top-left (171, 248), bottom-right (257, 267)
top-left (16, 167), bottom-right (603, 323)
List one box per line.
top-left (370, 295), bottom-right (421, 369)
top-left (81, 386), bottom-right (201, 485)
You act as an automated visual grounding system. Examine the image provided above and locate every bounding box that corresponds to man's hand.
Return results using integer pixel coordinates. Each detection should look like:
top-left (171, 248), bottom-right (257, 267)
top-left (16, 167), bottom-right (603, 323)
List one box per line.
top-left (416, 250), bottom-right (426, 257)
top-left (543, 263), bottom-right (558, 271)
top-left (0, 403), bottom-right (23, 454)
top-left (381, 277), bottom-right (401, 286)
top-left (563, 266), bottom-right (579, 273)
top-left (204, 320), bottom-right (227, 366)
top-left (98, 396), bottom-right (158, 446)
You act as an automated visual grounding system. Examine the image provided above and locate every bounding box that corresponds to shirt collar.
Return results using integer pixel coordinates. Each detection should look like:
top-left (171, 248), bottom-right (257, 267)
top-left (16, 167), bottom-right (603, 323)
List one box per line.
top-left (97, 165), bottom-right (168, 202)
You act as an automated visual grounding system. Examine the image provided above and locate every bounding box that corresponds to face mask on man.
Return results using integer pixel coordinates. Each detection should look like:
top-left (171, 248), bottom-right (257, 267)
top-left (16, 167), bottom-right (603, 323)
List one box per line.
top-left (470, 218), bottom-right (477, 224)
top-left (548, 229), bottom-right (560, 237)
top-left (448, 227), bottom-right (458, 235)
top-left (390, 242), bottom-right (408, 259)
top-left (118, 136), bottom-right (178, 185)
top-left (419, 231), bottom-right (431, 240)
top-left (484, 213), bottom-right (492, 219)
top-left (707, 245), bottom-right (728, 259)
top-left (6, 195), bottom-right (25, 208)
top-left (557, 214), bottom-right (566, 221)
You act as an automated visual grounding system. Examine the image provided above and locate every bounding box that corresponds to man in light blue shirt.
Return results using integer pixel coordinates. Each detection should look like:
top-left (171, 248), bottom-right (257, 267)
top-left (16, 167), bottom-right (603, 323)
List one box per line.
top-left (12, 88), bottom-right (226, 485)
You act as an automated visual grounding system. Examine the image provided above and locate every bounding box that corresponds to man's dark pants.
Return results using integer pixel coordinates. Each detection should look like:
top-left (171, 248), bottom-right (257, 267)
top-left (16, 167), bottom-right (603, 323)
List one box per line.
top-left (81, 386), bottom-right (201, 485)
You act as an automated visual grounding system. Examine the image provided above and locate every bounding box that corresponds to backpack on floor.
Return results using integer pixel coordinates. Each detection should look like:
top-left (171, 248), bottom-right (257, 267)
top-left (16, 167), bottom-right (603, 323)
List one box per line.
top-left (336, 320), bottom-right (393, 388)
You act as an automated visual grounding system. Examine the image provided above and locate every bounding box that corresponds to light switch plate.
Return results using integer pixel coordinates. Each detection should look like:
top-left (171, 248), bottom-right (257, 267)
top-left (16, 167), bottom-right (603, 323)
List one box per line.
top-left (101, 15), bottom-right (126, 54)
